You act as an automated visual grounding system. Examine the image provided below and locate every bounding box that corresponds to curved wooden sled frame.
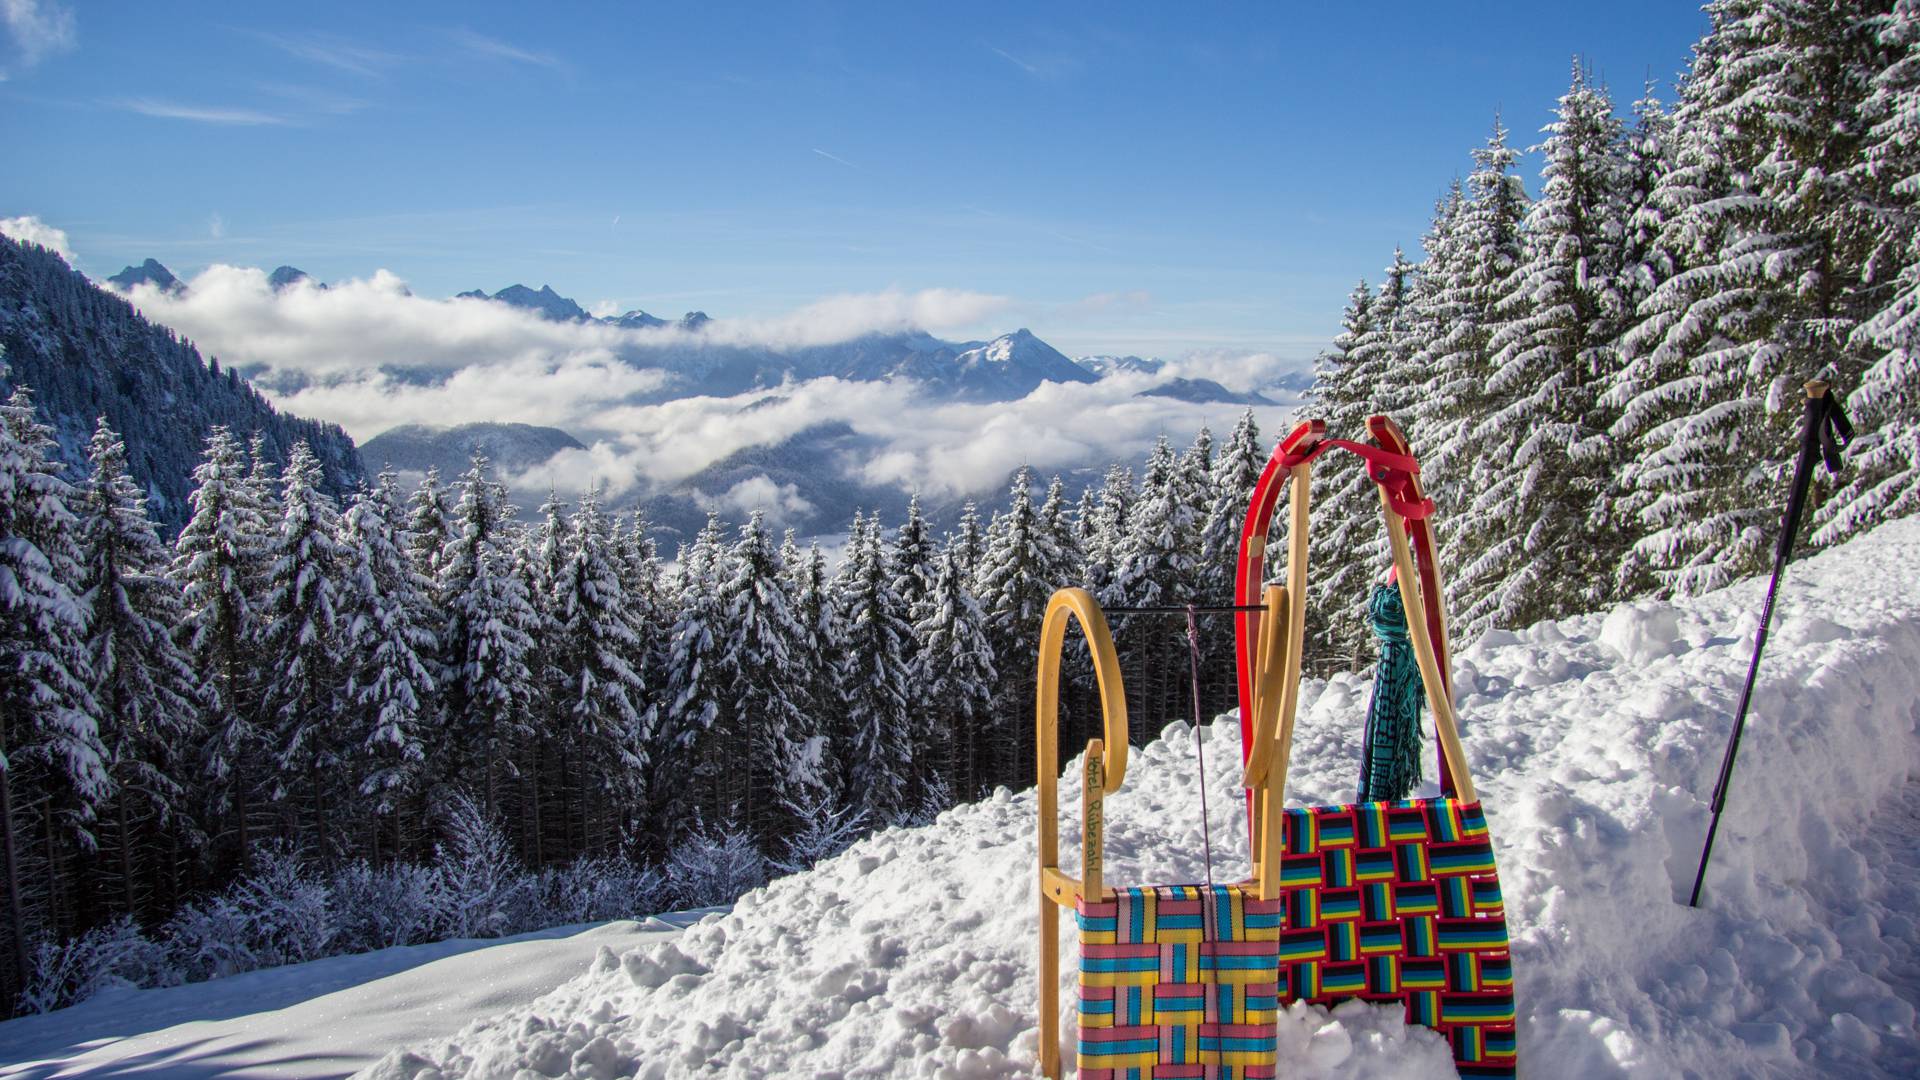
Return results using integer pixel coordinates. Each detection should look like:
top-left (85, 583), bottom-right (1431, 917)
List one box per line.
top-left (1035, 585), bottom-right (1290, 1079)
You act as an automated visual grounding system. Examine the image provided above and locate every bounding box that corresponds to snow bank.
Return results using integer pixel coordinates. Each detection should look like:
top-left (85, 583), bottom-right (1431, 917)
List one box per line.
top-left (366, 518), bottom-right (1920, 1079)
top-left (0, 918), bottom-right (696, 1079)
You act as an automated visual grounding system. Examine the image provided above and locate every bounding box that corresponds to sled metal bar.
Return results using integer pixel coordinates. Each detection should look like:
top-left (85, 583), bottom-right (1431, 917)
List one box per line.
top-left (1103, 604), bottom-right (1267, 615)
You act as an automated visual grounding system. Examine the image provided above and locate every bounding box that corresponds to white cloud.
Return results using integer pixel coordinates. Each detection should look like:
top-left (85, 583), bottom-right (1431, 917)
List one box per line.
top-left (208, 212), bottom-right (225, 239)
top-left (1162, 349), bottom-right (1307, 394)
top-left (695, 476), bottom-right (816, 524)
top-left (119, 265), bottom-right (1007, 387)
top-left (111, 260), bottom-right (1292, 516)
top-left (0, 214), bottom-right (73, 261)
top-left (696, 288), bottom-right (1008, 349)
top-left (1, 0), bottom-right (75, 77)
top-left (520, 373), bottom-right (1292, 505)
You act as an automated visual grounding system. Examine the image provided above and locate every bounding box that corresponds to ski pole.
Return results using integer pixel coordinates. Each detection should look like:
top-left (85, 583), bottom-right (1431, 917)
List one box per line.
top-left (1689, 377), bottom-right (1852, 907)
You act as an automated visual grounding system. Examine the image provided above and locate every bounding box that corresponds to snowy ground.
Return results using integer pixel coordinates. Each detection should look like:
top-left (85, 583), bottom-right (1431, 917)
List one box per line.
top-left (0, 914), bottom-right (712, 1078)
top-left (8, 518), bottom-right (1919, 1078)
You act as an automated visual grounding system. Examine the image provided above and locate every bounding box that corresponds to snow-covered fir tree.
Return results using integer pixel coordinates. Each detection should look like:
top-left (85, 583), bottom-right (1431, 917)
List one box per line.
top-left (1456, 64), bottom-right (1632, 632)
top-left (1308, 284), bottom-right (1390, 665)
top-left (434, 455), bottom-right (535, 816)
top-left (831, 515), bottom-right (916, 821)
top-left (1079, 464), bottom-right (1136, 601)
top-left (1820, 0), bottom-right (1920, 543)
top-left (0, 384), bottom-right (106, 989)
top-left (171, 426), bottom-right (267, 861)
top-left (975, 468), bottom-right (1066, 785)
top-left (1612, 0), bottom-right (1885, 595)
top-left (550, 489), bottom-right (647, 853)
top-left (913, 548), bottom-right (997, 801)
top-left (652, 514), bottom-right (730, 851)
top-left (337, 469), bottom-right (436, 844)
top-left (709, 512), bottom-right (818, 842)
top-left (405, 466), bottom-right (454, 581)
top-left (782, 535), bottom-right (837, 767)
top-left (256, 442), bottom-right (346, 847)
top-left (77, 418), bottom-right (201, 912)
top-left (948, 500), bottom-right (984, 583)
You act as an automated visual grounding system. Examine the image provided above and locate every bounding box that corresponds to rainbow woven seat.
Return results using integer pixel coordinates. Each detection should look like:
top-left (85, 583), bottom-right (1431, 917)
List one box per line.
top-left (1272, 799), bottom-right (1515, 1076)
top-left (1075, 885), bottom-right (1283, 1079)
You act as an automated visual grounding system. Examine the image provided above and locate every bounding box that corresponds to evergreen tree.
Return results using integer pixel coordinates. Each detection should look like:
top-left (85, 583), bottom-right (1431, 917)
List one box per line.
top-left (1104, 438), bottom-right (1204, 741)
top-left (976, 469), bottom-right (1064, 785)
top-left (1613, 0), bottom-right (1885, 594)
top-left (434, 455), bottom-right (535, 815)
top-left (551, 489), bottom-right (647, 853)
top-left (0, 385), bottom-right (105, 990)
top-left (711, 512), bottom-right (816, 842)
top-left (783, 537), bottom-right (837, 778)
top-left (1308, 285), bottom-right (1387, 665)
top-left (1413, 121), bottom-right (1530, 529)
top-left (1458, 65), bottom-right (1632, 632)
top-left (337, 470), bottom-right (436, 842)
top-left (256, 443), bottom-right (346, 849)
top-left (890, 494), bottom-right (936, 624)
top-left (405, 466), bottom-right (453, 580)
top-left (1036, 475), bottom-right (1080, 595)
top-left (949, 501), bottom-right (984, 584)
top-left (77, 418), bottom-right (200, 913)
top-left (1079, 464), bottom-right (1135, 601)
top-left (1820, 0), bottom-right (1920, 542)
top-left (913, 549), bottom-right (997, 801)
top-left (832, 516), bottom-right (916, 821)
top-left (240, 435), bottom-right (282, 617)
top-left (653, 514), bottom-right (730, 846)
top-left (172, 426), bottom-right (267, 861)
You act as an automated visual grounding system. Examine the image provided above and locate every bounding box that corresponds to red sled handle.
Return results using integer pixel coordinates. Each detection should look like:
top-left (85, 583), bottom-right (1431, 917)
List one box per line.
top-left (1233, 415), bottom-right (1472, 804)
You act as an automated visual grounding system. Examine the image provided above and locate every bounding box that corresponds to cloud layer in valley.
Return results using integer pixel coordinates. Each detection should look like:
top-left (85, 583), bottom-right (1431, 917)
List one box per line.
top-left (111, 261), bottom-right (1299, 517)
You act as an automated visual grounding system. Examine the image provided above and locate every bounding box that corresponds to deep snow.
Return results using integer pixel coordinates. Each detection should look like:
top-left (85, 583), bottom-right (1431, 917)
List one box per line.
top-left (354, 517), bottom-right (1920, 1078)
top-left (0, 916), bottom-right (709, 1078)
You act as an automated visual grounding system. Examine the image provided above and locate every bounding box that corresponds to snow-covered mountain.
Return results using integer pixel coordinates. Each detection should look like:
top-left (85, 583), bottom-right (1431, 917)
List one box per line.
top-left (355, 516), bottom-right (1920, 1079)
top-left (105, 257), bottom-right (182, 294)
top-left (458, 283), bottom-right (592, 322)
top-left (268, 265), bottom-right (320, 291)
top-left (1076, 354), bottom-right (1166, 378)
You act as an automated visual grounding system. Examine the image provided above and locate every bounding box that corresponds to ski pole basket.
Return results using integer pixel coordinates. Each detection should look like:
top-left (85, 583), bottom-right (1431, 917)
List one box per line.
top-left (1233, 415), bottom-right (1517, 1078)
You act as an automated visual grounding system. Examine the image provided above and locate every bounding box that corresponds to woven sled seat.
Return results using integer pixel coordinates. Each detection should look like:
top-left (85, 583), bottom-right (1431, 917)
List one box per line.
top-left (1075, 885), bottom-right (1284, 1078)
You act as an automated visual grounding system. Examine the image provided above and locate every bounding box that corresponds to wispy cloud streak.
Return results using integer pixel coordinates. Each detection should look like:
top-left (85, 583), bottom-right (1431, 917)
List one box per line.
top-left (119, 98), bottom-right (287, 125)
top-left (448, 27), bottom-right (565, 71)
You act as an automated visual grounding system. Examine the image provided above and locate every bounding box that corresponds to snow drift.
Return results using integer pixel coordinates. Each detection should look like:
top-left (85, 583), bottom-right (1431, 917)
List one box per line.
top-left (366, 518), bottom-right (1920, 1079)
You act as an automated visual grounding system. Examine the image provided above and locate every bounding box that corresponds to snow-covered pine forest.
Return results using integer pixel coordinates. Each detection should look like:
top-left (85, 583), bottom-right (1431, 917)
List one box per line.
top-left (0, 396), bottom-right (1273, 1017)
top-left (3, 0), bottom-right (1919, 1040)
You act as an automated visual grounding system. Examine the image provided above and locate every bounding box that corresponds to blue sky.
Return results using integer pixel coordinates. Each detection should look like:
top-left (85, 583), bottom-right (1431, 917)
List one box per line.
top-left (4, 1), bottom-right (1711, 361)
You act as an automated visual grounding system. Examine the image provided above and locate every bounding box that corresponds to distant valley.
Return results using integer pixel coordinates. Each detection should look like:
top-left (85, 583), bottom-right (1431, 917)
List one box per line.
top-left (95, 257), bottom-right (1310, 547)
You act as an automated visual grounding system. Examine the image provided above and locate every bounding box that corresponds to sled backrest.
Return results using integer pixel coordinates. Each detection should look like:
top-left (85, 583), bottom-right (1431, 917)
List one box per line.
top-left (1233, 415), bottom-right (1476, 809)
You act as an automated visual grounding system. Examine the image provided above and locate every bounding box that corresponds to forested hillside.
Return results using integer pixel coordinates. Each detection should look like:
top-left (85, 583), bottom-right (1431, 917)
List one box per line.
top-left (1308, 3), bottom-right (1920, 660)
top-left (0, 235), bottom-right (361, 530)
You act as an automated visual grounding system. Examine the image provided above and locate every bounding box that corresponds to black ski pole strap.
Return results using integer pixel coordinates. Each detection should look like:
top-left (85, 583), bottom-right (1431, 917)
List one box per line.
top-left (1816, 391), bottom-right (1853, 475)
